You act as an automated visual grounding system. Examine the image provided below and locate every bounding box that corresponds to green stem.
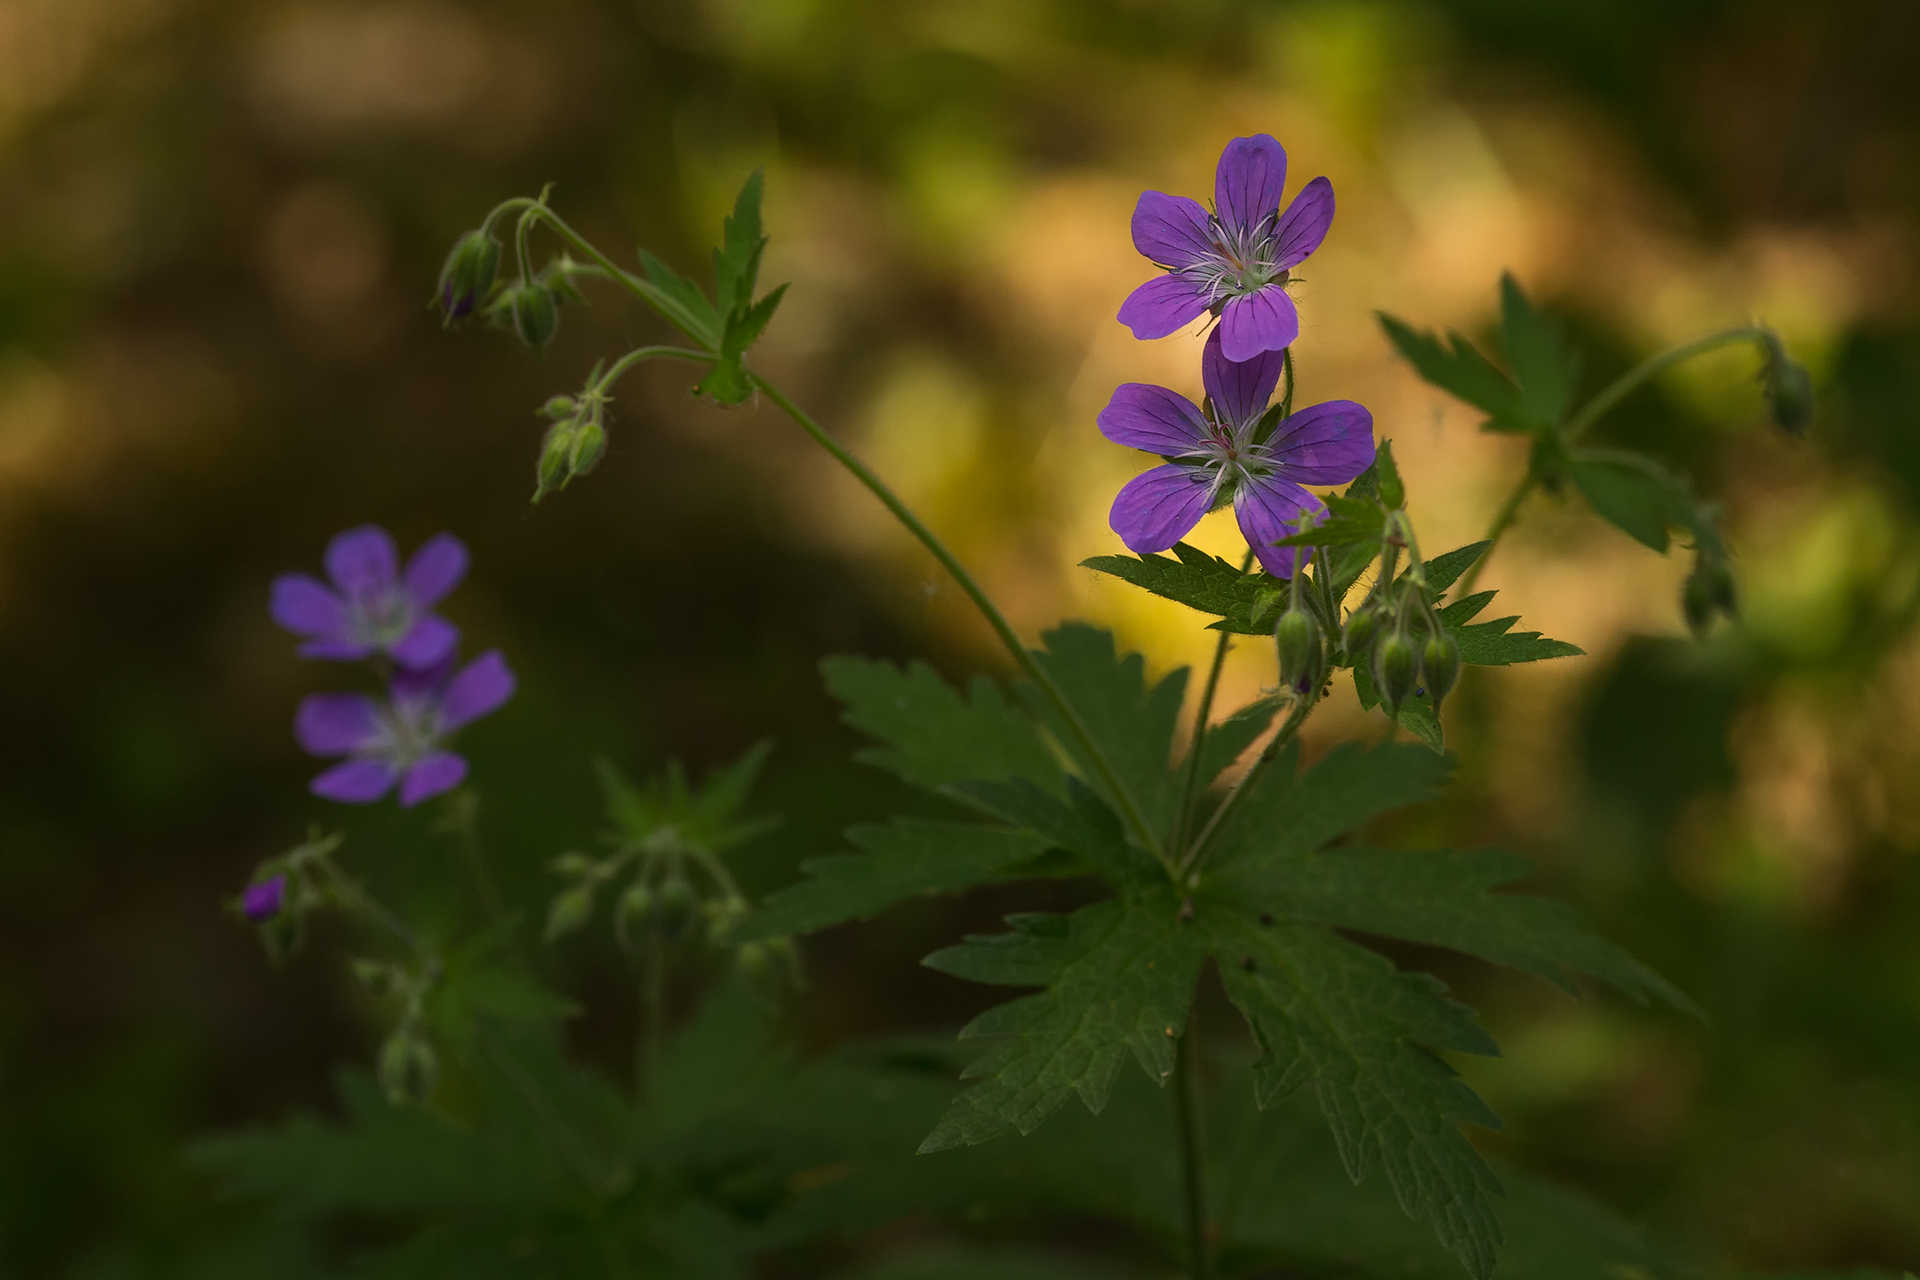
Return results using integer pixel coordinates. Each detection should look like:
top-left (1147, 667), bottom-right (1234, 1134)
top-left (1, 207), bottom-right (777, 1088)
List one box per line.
top-left (640, 931), bottom-right (666, 1108)
top-left (748, 371), bottom-right (1166, 864)
top-left (1173, 551), bottom-right (1256, 857)
top-left (595, 345), bottom-right (716, 389)
top-left (445, 789), bottom-right (503, 925)
top-left (518, 204), bottom-right (720, 349)
top-left (1179, 696), bottom-right (1313, 879)
top-left (314, 853), bottom-right (423, 954)
top-left (1173, 1015), bottom-right (1212, 1280)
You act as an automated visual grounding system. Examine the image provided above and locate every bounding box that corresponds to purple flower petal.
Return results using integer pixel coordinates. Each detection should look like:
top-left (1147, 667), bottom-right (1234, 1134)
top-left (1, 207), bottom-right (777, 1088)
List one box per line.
top-left (1117, 274), bottom-right (1211, 341)
top-left (1109, 464), bottom-right (1215, 554)
top-left (439, 650), bottom-right (515, 731)
top-left (399, 752), bottom-right (469, 807)
top-left (1200, 328), bottom-right (1284, 427)
top-left (324, 525), bottom-right (399, 598)
top-left (1218, 285), bottom-right (1300, 362)
top-left (1272, 176), bottom-right (1334, 270)
top-left (1130, 192), bottom-right (1215, 269)
top-left (1214, 134), bottom-right (1288, 236)
top-left (389, 654), bottom-right (456, 707)
top-left (1097, 384), bottom-right (1209, 455)
top-left (243, 874), bottom-right (287, 922)
top-left (269, 574), bottom-right (347, 639)
top-left (297, 637), bottom-right (377, 662)
top-left (389, 615), bottom-right (460, 671)
top-left (1235, 474), bottom-right (1326, 578)
top-left (403, 533), bottom-right (468, 608)
top-left (310, 758), bottom-right (399, 804)
top-left (1270, 400), bottom-right (1376, 485)
top-left (294, 693), bottom-right (383, 757)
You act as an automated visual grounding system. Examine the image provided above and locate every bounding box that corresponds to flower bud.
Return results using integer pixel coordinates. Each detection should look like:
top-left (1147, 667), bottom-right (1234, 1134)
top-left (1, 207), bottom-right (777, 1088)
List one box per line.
top-left (1341, 603), bottom-right (1381, 664)
top-left (736, 940), bottom-right (771, 981)
top-left (539, 394), bottom-right (578, 421)
top-left (614, 880), bottom-right (654, 943)
top-left (543, 885), bottom-right (593, 942)
top-left (658, 873), bottom-right (695, 938)
top-left (1373, 629), bottom-right (1419, 716)
top-left (1421, 630), bottom-right (1463, 705)
top-left (1762, 335), bottom-right (1813, 436)
top-left (1682, 557), bottom-right (1738, 639)
top-left (1274, 607), bottom-right (1325, 696)
top-left (242, 874), bottom-right (287, 923)
top-left (510, 282), bottom-right (558, 350)
top-left (379, 1027), bottom-right (438, 1105)
top-left (435, 230), bottom-right (499, 323)
top-left (568, 417), bottom-right (606, 477)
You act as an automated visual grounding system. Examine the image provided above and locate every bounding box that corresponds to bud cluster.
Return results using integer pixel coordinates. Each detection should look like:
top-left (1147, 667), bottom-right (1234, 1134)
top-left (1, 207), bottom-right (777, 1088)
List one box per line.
top-left (1336, 516), bottom-right (1462, 719)
top-left (231, 831), bottom-right (343, 964)
top-left (534, 374), bottom-right (611, 501)
top-left (353, 958), bottom-right (441, 1105)
top-left (1681, 505), bottom-right (1739, 639)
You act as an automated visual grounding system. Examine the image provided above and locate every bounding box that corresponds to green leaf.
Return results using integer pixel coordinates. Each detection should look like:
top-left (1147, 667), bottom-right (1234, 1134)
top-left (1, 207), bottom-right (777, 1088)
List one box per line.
top-left (1351, 663), bottom-right (1447, 752)
top-left (1081, 542), bottom-right (1275, 634)
top-left (1566, 452), bottom-right (1680, 552)
top-left (1438, 590), bottom-right (1499, 625)
top-left (597, 744), bottom-right (778, 854)
top-left (1499, 273), bottom-right (1576, 428)
top-left (694, 355), bottom-right (756, 405)
top-left (1203, 907), bottom-right (1504, 1280)
top-left (638, 248), bottom-right (720, 346)
top-left (1452, 616), bottom-right (1584, 666)
top-left (1024, 624), bottom-right (1186, 841)
top-left (712, 170), bottom-right (767, 320)
top-left (1219, 846), bottom-right (1697, 1012)
top-left (1379, 313), bottom-right (1529, 433)
top-left (951, 776), bottom-right (1161, 892)
top-left (743, 820), bottom-right (1053, 940)
top-left (1273, 493), bottom-right (1387, 548)
top-left (427, 938), bottom-right (579, 1049)
top-left (1424, 541), bottom-right (1492, 595)
top-left (1206, 740), bottom-right (1452, 872)
top-left (1191, 695), bottom-right (1281, 789)
top-left (918, 895), bottom-right (1204, 1151)
top-left (823, 656), bottom-right (1064, 796)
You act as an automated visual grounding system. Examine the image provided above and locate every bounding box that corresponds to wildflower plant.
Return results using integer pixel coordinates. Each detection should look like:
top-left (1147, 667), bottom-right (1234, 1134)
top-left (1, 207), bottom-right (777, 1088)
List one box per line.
top-left (196, 134), bottom-right (1841, 1280)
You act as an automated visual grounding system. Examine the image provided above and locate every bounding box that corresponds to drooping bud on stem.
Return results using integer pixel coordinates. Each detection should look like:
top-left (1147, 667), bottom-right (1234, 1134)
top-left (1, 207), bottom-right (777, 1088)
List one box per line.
top-left (1761, 331), bottom-right (1813, 436)
top-left (1274, 602), bottom-right (1324, 697)
top-left (1421, 630), bottom-right (1463, 705)
top-left (1374, 627), bottom-right (1419, 717)
top-left (1682, 555), bottom-right (1738, 639)
top-left (435, 229), bottom-right (500, 323)
top-left (508, 281), bottom-right (558, 350)
top-left (1341, 600), bottom-right (1382, 664)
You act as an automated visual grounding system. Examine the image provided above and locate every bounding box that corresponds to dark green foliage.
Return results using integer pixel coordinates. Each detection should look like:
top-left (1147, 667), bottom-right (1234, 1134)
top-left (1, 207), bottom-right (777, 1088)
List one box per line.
top-left (1203, 740), bottom-right (1452, 871)
top-left (600, 742), bottom-right (778, 854)
top-left (1079, 542), bottom-right (1285, 635)
top-left (694, 172), bottom-right (789, 405)
top-left (1564, 448), bottom-right (1691, 552)
top-left (1378, 273), bottom-right (1575, 438)
top-left (820, 655), bottom-right (1063, 794)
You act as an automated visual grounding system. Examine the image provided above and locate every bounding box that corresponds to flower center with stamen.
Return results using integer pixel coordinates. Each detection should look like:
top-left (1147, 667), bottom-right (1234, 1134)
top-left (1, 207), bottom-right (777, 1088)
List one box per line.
top-left (350, 589), bottom-right (415, 647)
top-left (371, 696), bottom-right (444, 770)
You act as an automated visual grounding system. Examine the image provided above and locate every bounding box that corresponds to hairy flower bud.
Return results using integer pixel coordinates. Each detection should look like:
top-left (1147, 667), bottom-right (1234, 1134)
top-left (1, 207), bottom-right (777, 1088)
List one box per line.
top-left (568, 418), bottom-right (606, 476)
top-left (1682, 557), bottom-right (1738, 639)
top-left (509, 282), bottom-right (558, 350)
top-left (539, 394), bottom-right (578, 421)
top-left (1274, 606), bottom-right (1324, 696)
top-left (1762, 334), bottom-right (1814, 436)
top-left (242, 874), bottom-right (287, 923)
top-left (1341, 603), bottom-right (1381, 664)
top-left (544, 885), bottom-right (593, 942)
top-left (435, 229), bottom-right (500, 323)
top-left (1373, 629), bottom-right (1418, 715)
top-left (1421, 630), bottom-right (1463, 705)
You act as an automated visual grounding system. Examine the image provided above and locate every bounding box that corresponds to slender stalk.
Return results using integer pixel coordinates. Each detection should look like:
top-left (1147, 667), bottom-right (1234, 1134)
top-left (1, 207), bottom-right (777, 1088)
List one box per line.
top-left (748, 371), bottom-right (1165, 863)
top-left (640, 931), bottom-right (667, 1108)
top-left (1456, 326), bottom-right (1770, 598)
top-left (1172, 1016), bottom-right (1212, 1280)
top-left (595, 345), bottom-right (715, 387)
top-left (1173, 550), bottom-right (1256, 856)
top-left (1179, 695), bottom-right (1313, 879)
top-left (444, 789), bottom-right (503, 925)
top-left (314, 853), bottom-right (422, 953)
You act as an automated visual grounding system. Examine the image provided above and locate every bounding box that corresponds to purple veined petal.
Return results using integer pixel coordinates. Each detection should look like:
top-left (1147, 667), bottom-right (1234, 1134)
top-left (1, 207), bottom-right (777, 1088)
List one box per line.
top-left (297, 636), bottom-right (377, 662)
top-left (243, 875), bottom-right (287, 922)
top-left (399, 751), bottom-right (469, 807)
top-left (1130, 191), bottom-right (1215, 269)
top-left (1214, 134), bottom-right (1288, 237)
top-left (439, 649), bottom-right (516, 731)
top-left (294, 693), bottom-right (384, 756)
top-left (402, 532), bottom-right (469, 608)
top-left (1097, 384), bottom-right (1209, 455)
top-left (1270, 400), bottom-right (1377, 485)
top-left (389, 614), bottom-right (460, 670)
top-left (1109, 463), bottom-right (1216, 554)
top-left (1200, 328), bottom-right (1284, 428)
top-left (1117, 273), bottom-right (1212, 341)
top-left (269, 573), bottom-right (347, 639)
top-left (1271, 176), bottom-right (1334, 270)
top-left (310, 757), bottom-right (399, 804)
top-left (1235, 473), bottom-right (1326, 578)
top-left (324, 525), bottom-right (400, 598)
top-left (1218, 285), bottom-right (1300, 362)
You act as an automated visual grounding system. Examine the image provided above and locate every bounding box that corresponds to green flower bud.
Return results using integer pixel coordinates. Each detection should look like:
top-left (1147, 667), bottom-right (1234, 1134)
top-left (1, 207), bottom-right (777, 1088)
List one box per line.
top-left (568, 417), bottom-right (606, 477)
top-left (1341, 603), bottom-right (1382, 664)
top-left (543, 885), bottom-right (593, 942)
top-left (551, 851), bottom-right (596, 877)
top-left (1274, 607), bottom-right (1324, 696)
top-left (1682, 557), bottom-right (1737, 639)
top-left (736, 940), bottom-right (771, 981)
top-left (539, 394), bottom-right (578, 421)
top-left (614, 880), bottom-right (655, 945)
top-left (1373, 629), bottom-right (1419, 716)
top-left (1762, 334), bottom-right (1813, 436)
top-left (378, 1026), bottom-right (438, 1105)
top-left (657, 873), bottom-right (695, 938)
top-left (435, 229), bottom-right (499, 323)
top-left (510, 282), bottom-right (558, 350)
top-left (1421, 630), bottom-right (1463, 705)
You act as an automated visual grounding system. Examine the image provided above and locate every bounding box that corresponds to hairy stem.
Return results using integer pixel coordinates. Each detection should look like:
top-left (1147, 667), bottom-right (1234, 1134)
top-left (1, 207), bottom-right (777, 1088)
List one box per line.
top-left (1173, 551), bottom-right (1256, 856)
top-left (1180, 695), bottom-right (1313, 878)
top-left (1457, 325), bottom-right (1770, 598)
top-left (1173, 1016), bottom-right (1212, 1280)
top-left (749, 371), bottom-right (1166, 864)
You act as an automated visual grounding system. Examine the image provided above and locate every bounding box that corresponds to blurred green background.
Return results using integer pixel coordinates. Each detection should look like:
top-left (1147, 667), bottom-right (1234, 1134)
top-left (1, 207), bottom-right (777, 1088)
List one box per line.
top-left (3, 0), bottom-right (1919, 1274)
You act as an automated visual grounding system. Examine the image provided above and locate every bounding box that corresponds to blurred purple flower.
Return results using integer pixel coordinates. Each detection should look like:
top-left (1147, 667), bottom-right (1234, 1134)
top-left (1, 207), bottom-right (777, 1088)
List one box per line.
top-left (295, 650), bottom-right (515, 808)
top-left (1099, 330), bottom-right (1375, 577)
top-left (243, 875), bottom-right (287, 922)
top-left (271, 526), bottom-right (468, 670)
top-left (1117, 134), bottom-right (1334, 361)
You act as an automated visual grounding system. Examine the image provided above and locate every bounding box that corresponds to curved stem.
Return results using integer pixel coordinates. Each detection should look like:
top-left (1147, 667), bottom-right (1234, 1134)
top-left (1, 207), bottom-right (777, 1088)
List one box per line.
top-left (1173, 551), bottom-right (1256, 856)
top-left (748, 371), bottom-right (1165, 863)
top-left (314, 852), bottom-right (423, 954)
top-left (1179, 695), bottom-right (1313, 879)
top-left (595, 345), bottom-right (715, 389)
top-left (519, 205), bottom-right (719, 349)
top-left (1173, 1016), bottom-right (1212, 1280)
top-left (1563, 325), bottom-right (1769, 444)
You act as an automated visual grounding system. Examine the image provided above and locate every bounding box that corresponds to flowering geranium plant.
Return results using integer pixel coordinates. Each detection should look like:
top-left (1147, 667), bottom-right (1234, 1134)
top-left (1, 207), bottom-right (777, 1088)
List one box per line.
top-left (198, 135), bottom-right (1830, 1280)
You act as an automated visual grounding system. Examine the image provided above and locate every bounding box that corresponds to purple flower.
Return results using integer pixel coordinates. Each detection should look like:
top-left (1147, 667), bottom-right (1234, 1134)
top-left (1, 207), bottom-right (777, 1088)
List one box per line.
top-left (1117, 134), bottom-right (1334, 361)
top-left (295, 650), bottom-right (516, 808)
top-left (1099, 330), bottom-right (1375, 577)
top-left (271, 526), bottom-right (468, 670)
top-left (243, 874), bottom-right (287, 922)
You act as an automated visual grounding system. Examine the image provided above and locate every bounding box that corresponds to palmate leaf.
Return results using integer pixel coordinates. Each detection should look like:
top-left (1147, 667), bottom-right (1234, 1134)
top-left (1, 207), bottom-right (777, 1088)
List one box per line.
top-left (1080, 542), bottom-right (1284, 636)
top-left (1379, 274), bottom-right (1576, 438)
top-left (1204, 740), bottom-right (1452, 872)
